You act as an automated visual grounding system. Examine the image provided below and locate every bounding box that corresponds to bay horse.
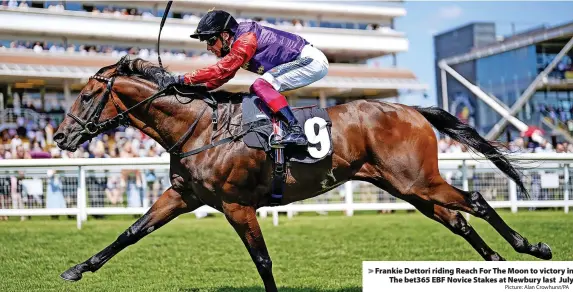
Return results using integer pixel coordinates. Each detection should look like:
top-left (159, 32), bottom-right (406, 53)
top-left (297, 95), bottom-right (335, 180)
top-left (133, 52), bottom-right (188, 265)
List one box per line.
top-left (54, 57), bottom-right (551, 291)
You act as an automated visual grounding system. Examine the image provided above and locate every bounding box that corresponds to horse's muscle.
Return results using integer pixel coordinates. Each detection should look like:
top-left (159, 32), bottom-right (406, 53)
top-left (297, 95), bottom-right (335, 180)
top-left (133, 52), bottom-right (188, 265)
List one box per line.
top-left (172, 99), bottom-right (438, 208)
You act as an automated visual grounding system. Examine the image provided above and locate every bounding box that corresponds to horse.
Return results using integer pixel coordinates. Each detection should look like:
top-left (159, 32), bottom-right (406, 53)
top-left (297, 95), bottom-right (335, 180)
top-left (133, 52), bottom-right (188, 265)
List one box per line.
top-left (54, 56), bottom-right (552, 291)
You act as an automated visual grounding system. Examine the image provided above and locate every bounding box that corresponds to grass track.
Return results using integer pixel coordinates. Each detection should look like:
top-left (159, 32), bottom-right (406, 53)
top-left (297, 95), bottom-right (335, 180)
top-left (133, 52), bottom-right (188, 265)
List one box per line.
top-left (0, 210), bottom-right (571, 291)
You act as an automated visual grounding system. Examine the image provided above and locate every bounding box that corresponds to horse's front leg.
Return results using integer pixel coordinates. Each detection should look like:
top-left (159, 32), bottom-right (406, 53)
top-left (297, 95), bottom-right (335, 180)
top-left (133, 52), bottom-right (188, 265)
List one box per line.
top-left (60, 187), bottom-right (203, 281)
top-left (222, 202), bottom-right (277, 292)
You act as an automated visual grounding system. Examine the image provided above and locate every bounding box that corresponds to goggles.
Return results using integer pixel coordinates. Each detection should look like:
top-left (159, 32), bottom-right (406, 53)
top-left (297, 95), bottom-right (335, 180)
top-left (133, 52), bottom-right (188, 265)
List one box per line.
top-left (206, 35), bottom-right (219, 46)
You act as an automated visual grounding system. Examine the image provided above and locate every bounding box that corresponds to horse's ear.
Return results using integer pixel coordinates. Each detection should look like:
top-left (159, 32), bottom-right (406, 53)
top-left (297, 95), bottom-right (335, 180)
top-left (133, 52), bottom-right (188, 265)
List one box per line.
top-left (119, 55), bottom-right (130, 64)
top-left (116, 56), bottom-right (133, 75)
top-left (116, 61), bottom-right (126, 75)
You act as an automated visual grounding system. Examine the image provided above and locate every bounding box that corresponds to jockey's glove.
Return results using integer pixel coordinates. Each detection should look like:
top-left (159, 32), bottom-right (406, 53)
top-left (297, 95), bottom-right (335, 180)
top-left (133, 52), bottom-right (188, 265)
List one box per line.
top-left (156, 73), bottom-right (184, 89)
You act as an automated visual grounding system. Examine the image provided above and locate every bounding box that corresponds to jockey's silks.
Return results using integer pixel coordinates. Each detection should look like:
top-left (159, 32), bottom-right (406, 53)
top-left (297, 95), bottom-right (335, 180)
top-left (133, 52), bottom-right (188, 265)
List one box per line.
top-left (232, 22), bottom-right (309, 75)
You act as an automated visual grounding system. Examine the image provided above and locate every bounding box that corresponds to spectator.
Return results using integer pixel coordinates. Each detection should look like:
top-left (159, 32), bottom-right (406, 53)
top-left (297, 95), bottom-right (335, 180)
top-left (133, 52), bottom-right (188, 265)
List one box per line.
top-left (366, 23), bottom-right (380, 30)
top-left (33, 41), bottom-right (43, 53)
top-left (120, 141), bottom-right (143, 208)
top-left (14, 145), bottom-right (31, 159)
top-left (145, 145), bottom-right (161, 205)
top-left (10, 145), bottom-right (30, 220)
top-left (10, 134), bottom-right (22, 153)
top-left (7, 0), bottom-right (18, 8)
top-left (0, 144), bottom-right (9, 159)
top-left (17, 0), bottom-right (28, 9)
top-left (292, 19), bottom-right (304, 30)
top-left (105, 175), bottom-right (123, 206)
top-left (141, 10), bottom-right (154, 19)
top-left (47, 1), bottom-right (64, 12)
top-left (46, 169), bottom-right (66, 213)
top-left (509, 137), bottom-right (525, 153)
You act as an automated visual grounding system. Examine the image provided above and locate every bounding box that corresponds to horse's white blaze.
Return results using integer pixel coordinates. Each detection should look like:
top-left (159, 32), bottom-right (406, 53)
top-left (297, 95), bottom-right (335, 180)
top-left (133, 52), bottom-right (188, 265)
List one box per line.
top-left (304, 117), bottom-right (331, 159)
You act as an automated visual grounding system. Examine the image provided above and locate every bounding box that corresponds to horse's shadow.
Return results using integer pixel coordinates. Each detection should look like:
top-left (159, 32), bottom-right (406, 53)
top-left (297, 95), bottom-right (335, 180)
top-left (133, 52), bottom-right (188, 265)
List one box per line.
top-left (178, 287), bottom-right (361, 292)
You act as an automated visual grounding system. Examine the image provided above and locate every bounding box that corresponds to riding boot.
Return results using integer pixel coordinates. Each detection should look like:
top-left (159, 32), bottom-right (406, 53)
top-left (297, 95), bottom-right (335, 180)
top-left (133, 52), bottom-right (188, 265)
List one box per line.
top-left (274, 106), bottom-right (308, 146)
top-left (249, 78), bottom-right (308, 146)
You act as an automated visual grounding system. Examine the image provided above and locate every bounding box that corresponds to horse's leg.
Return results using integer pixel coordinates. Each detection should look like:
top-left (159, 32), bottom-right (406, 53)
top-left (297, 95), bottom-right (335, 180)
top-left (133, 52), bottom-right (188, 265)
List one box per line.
top-left (401, 195), bottom-right (504, 261)
top-left (365, 174), bottom-right (504, 260)
top-left (60, 187), bottom-right (203, 281)
top-left (222, 202), bottom-right (277, 292)
top-left (415, 178), bottom-right (552, 260)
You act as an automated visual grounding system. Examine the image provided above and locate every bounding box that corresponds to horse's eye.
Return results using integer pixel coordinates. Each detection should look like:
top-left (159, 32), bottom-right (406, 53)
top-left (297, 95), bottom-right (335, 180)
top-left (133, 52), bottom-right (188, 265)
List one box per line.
top-left (81, 94), bottom-right (91, 101)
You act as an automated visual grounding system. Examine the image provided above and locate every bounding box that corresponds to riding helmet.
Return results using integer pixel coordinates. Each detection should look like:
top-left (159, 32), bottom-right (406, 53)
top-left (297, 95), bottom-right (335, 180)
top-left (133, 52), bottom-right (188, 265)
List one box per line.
top-left (190, 10), bottom-right (238, 41)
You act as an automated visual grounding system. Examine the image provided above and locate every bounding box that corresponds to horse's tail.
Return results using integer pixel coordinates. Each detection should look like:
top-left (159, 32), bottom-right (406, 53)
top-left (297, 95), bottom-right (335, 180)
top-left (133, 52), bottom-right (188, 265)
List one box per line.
top-left (413, 106), bottom-right (529, 198)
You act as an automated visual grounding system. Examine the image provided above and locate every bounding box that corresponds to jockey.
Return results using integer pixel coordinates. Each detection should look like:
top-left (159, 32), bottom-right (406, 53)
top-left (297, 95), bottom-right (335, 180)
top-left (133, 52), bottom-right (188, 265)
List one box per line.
top-left (164, 10), bottom-right (329, 146)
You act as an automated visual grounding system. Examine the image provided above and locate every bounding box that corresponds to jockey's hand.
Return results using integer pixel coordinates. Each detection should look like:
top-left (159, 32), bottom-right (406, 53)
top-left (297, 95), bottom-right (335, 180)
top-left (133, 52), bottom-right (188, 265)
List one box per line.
top-left (156, 73), bottom-right (184, 89)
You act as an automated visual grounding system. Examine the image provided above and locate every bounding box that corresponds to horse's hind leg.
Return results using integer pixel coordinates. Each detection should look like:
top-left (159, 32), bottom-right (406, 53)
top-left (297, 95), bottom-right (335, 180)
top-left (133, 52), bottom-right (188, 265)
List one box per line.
top-left (222, 202), bottom-right (277, 292)
top-left (60, 187), bottom-right (203, 281)
top-left (416, 178), bottom-right (552, 260)
top-left (373, 184), bottom-right (504, 261)
top-left (413, 198), bottom-right (504, 260)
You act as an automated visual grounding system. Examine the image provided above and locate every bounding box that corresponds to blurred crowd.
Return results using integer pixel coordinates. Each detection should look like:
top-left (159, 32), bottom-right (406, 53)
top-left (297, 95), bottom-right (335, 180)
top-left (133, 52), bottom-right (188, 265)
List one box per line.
top-left (539, 57), bottom-right (573, 81)
top-left (3, 101), bottom-right (573, 162)
top-left (0, 40), bottom-right (218, 63)
top-left (0, 114), bottom-right (170, 220)
top-left (1, 1), bottom-right (389, 31)
top-left (538, 103), bottom-right (573, 135)
top-left (0, 116), bottom-right (167, 160)
top-left (438, 136), bottom-right (573, 154)
top-left (0, 1), bottom-right (394, 67)
top-left (7, 112), bottom-right (572, 161)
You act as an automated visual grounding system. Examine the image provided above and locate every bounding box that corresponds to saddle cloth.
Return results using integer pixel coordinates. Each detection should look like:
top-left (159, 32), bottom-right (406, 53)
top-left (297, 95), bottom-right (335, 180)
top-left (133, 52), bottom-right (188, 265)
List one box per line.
top-left (241, 94), bottom-right (333, 164)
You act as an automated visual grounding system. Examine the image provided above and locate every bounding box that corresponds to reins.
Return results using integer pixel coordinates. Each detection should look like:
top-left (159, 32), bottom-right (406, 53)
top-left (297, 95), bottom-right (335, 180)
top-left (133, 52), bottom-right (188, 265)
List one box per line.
top-left (75, 74), bottom-right (258, 158)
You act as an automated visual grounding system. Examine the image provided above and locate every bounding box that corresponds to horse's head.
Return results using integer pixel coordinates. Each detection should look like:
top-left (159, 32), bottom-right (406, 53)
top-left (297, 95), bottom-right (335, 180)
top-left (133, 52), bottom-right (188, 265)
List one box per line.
top-left (54, 56), bottom-right (169, 151)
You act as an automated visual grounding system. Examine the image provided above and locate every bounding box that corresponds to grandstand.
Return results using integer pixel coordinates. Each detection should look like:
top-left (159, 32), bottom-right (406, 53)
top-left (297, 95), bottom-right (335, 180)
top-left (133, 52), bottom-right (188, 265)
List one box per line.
top-left (0, 1), bottom-right (425, 116)
top-left (0, 0), bottom-right (428, 158)
top-left (435, 21), bottom-right (573, 146)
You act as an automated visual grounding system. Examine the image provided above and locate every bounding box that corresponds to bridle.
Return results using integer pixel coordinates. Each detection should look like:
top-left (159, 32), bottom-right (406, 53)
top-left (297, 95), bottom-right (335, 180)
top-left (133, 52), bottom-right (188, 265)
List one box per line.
top-left (67, 74), bottom-right (170, 137)
top-left (65, 73), bottom-right (248, 157)
top-left (67, 75), bottom-right (124, 136)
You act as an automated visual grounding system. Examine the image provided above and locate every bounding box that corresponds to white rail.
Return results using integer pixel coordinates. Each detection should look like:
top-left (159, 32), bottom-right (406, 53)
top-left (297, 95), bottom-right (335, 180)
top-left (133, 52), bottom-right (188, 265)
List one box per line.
top-left (0, 153), bottom-right (571, 229)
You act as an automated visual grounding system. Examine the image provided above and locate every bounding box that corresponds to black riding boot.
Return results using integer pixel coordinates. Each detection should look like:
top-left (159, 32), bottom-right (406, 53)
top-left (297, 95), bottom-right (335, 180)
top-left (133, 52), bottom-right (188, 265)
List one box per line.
top-left (274, 106), bottom-right (308, 146)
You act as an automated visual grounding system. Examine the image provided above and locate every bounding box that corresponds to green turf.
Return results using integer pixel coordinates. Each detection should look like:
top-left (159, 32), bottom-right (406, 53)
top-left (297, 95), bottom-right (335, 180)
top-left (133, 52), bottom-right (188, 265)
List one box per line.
top-left (0, 210), bottom-right (571, 292)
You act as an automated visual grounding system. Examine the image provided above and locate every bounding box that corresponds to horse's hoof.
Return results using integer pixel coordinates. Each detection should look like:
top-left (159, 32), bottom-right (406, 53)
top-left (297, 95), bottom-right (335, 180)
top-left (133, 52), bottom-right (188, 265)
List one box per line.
top-left (490, 253), bottom-right (506, 261)
top-left (537, 242), bottom-right (552, 260)
top-left (60, 265), bottom-right (83, 282)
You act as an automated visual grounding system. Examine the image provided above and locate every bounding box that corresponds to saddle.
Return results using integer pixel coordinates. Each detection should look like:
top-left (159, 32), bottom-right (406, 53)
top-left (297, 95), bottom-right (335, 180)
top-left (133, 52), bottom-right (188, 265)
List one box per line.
top-left (169, 88), bottom-right (333, 207)
top-left (241, 94), bottom-right (334, 205)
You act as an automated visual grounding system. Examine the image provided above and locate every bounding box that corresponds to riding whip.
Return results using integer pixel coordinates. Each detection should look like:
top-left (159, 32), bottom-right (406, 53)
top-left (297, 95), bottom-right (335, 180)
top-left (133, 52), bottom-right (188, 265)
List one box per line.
top-left (157, 0), bottom-right (173, 69)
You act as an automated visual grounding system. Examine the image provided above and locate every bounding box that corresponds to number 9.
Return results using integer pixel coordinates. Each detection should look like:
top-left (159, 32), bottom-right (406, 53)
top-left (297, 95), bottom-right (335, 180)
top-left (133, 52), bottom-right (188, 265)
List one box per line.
top-left (304, 117), bottom-right (331, 159)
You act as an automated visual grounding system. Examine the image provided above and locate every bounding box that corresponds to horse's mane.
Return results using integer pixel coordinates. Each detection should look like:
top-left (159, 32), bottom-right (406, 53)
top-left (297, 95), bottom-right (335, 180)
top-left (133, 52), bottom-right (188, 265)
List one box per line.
top-left (104, 55), bottom-right (244, 104)
top-left (112, 55), bottom-right (169, 85)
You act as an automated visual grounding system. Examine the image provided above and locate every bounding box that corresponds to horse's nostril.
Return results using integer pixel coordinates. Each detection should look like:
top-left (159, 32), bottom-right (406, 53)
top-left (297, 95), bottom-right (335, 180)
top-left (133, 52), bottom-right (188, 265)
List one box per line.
top-left (54, 133), bottom-right (65, 143)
